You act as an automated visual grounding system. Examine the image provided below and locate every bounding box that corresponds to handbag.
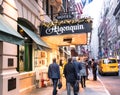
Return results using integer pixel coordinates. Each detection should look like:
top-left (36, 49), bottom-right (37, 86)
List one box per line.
top-left (74, 81), bottom-right (79, 92)
top-left (57, 80), bottom-right (62, 89)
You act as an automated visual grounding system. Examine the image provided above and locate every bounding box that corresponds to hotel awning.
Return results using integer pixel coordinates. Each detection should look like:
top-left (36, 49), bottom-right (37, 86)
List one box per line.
top-left (40, 18), bottom-right (92, 46)
top-left (41, 33), bottom-right (88, 46)
top-left (0, 15), bottom-right (24, 45)
top-left (18, 24), bottom-right (50, 48)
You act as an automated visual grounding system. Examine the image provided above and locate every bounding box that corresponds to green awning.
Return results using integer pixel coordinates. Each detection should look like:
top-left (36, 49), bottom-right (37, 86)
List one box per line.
top-left (0, 15), bottom-right (24, 45)
top-left (18, 24), bottom-right (50, 48)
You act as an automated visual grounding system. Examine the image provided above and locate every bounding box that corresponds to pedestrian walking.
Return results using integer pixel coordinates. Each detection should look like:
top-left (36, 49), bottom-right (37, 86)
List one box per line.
top-left (85, 59), bottom-right (89, 80)
top-left (48, 58), bottom-right (60, 95)
top-left (72, 57), bottom-right (82, 81)
top-left (80, 59), bottom-right (87, 88)
top-left (63, 58), bottom-right (78, 95)
top-left (88, 59), bottom-right (92, 70)
top-left (91, 58), bottom-right (97, 81)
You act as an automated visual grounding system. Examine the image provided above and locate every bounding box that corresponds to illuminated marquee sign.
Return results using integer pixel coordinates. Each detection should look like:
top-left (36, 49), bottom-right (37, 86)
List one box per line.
top-left (40, 18), bottom-right (92, 37)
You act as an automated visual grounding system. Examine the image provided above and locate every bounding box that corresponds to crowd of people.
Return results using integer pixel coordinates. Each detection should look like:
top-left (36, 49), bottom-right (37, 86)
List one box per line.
top-left (48, 57), bottom-right (98, 95)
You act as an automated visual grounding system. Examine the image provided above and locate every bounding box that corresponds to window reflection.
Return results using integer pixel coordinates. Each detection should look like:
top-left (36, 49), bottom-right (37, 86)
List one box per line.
top-left (19, 45), bottom-right (25, 72)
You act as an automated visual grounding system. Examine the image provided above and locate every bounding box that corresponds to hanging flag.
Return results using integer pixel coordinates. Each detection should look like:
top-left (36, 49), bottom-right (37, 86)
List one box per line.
top-left (80, 46), bottom-right (86, 54)
top-left (70, 0), bottom-right (76, 11)
top-left (85, 0), bottom-right (93, 5)
top-left (70, 0), bottom-right (76, 5)
top-left (81, 0), bottom-right (87, 7)
top-left (75, 2), bottom-right (83, 14)
top-left (80, 0), bottom-right (93, 8)
top-left (88, 0), bottom-right (93, 3)
top-left (74, 0), bottom-right (87, 15)
top-left (74, 0), bottom-right (93, 18)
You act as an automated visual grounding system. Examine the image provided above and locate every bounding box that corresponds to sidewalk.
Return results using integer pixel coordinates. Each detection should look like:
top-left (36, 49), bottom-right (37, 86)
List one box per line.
top-left (28, 72), bottom-right (110, 95)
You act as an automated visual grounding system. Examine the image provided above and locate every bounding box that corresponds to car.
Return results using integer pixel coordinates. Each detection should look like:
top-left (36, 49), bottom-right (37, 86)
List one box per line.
top-left (98, 58), bottom-right (119, 76)
top-left (117, 59), bottom-right (120, 68)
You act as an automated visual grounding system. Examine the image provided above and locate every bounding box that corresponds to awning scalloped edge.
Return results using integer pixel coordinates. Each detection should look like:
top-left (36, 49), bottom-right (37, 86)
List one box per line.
top-left (41, 18), bottom-right (93, 28)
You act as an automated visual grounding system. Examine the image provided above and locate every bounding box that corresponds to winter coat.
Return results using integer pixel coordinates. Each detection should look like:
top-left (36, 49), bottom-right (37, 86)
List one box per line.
top-left (73, 61), bottom-right (82, 74)
top-left (73, 61), bottom-right (82, 79)
top-left (63, 62), bottom-right (77, 84)
top-left (48, 62), bottom-right (60, 79)
top-left (92, 62), bottom-right (97, 72)
top-left (80, 62), bottom-right (87, 76)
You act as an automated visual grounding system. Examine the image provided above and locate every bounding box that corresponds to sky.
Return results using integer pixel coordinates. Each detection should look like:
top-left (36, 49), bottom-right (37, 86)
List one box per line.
top-left (82, 0), bottom-right (104, 27)
top-left (75, 0), bottom-right (104, 58)
top-left (84, 0), bottom-right (104, 58)
top-left (74, 0), bottom-right (104, 27)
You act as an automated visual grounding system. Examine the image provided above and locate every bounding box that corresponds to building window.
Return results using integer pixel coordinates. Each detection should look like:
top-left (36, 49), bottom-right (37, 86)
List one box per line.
top-left (42, 0), bottom-right (50, 15)
top-left (17, 26), bottom-right (32, 72)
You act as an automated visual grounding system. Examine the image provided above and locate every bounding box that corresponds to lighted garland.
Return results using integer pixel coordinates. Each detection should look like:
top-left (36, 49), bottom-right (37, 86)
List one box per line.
top-left (41, 18), bottom-right (93, 28)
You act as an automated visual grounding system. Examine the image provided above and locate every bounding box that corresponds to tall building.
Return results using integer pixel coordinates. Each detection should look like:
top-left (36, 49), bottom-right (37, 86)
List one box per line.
top-left (0, 0), bottom-right (61, 95)
top-left (98, 0), bottom-right (119, 58)
top-left (0, 0), bottom-right (92, 95)
top-left (113, 0), bottom-right (120, 59)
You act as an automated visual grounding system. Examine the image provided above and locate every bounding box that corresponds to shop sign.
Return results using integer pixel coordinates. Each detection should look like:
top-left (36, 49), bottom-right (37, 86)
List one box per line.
top-left (56, 14), bottom-right (74, 20)
top-left (40, 19), bottom-right (92, 37)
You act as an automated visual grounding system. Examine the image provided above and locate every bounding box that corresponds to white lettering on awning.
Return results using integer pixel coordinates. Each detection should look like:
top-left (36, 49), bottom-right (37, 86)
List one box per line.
top-left (45, 24), bottom-right (84, 35)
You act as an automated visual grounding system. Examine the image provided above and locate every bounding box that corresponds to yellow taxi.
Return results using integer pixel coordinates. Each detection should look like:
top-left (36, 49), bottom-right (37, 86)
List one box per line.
top-left (98, 57), bottom-right (119, 76)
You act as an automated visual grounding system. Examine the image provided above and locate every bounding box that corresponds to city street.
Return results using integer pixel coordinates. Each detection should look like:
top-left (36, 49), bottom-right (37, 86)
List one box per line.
top-left (28, 72), bottom-right (110, 95)
top-left (0, 0), bottom-right (120, 95)
top-left (98, 69), bottom-right (120, 95)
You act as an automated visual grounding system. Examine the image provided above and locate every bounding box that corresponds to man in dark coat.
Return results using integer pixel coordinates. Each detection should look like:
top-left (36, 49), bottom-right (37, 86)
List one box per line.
top-left (91, 58), bottom-right (97, 80)
top-left (63, 58), bottom-right (78, 95)
top-left (48, 58), bottom-right (60, 95)
top-left (72, 57), bottom-right (82, 80)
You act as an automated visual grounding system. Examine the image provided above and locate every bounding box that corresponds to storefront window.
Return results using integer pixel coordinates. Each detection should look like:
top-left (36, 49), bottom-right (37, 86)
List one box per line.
top-left (34, 51), bottom-right (47, 67)
top-left (19, 45), bottom-right (25, 72)
top-left (17, 44), bottom-right (32, 72)
top-left (17, 25), bottom-right (32, 72)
